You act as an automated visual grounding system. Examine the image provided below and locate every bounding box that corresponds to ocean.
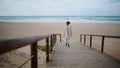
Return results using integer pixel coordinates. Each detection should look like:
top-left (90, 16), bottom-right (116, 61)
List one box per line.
top-left (0, 16), bottom-right (120, 23)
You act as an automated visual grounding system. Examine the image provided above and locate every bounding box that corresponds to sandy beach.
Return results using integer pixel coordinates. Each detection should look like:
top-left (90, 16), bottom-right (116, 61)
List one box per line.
top-left (0, 22), bottom-right (120, 67)
top-left (0, 22), bottom-right (120, 40)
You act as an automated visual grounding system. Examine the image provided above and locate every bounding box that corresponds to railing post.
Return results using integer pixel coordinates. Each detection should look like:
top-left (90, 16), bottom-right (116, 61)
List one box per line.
top-left (53, 34), bottom-right (54, 44)
top-left (80, 34), bottom-right (82, 42)
top-left (31, 41), bottom-right (38, 68)
top-left (53, 35), bottom-right (55, 44)
top-left (84, 35), bottom-right (86, 44)
top-left (50, 35), bottom-right (53, 52)
top-left (101, 36), bottom-right (105, 53)
top-left (46, 37), bottom-right (49, 62)
top-left (53, 34), bottom-right (56, 44)
top-left (55, 34), bottom-right (57, 43)
top-left (90, 35), bottom-right (92, 47)
top-left (60, 34), bottom-right (61, 42)
top-left (52, 34), bottom-right (56, 46)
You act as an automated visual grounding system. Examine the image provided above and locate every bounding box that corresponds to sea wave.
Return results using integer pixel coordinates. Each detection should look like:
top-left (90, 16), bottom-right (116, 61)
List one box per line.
top-left (0, 16), bottom-right (120, 23)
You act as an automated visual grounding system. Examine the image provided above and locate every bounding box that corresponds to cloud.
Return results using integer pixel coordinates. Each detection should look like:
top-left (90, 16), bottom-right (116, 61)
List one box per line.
top-left (0, 0), bottom-right (120, 16)
top-left (106, 1), bottom-right (120, 13)
top-left (4, 0), bottom-right (11, 5)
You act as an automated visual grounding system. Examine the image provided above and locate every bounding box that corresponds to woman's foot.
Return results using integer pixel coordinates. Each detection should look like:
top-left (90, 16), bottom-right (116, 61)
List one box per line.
top-left (66, 43), bottom-right (68, 46)
top-left (68, 44), bottom-right (70, 47)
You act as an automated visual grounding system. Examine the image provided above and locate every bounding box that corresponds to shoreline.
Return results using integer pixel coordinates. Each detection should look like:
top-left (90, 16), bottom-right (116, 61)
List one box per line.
top-left (0, 20), bottom-right (120, 24)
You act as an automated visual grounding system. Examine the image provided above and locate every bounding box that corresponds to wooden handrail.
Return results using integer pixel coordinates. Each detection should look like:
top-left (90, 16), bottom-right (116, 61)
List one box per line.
top-left (80, 34), bottom-right (120, 53)
top-left (0, 34), bottom-right (61, 68)
top-left (0, 34), bottom-right (52, 55)
top-left (81, 34), bottom-right (120, 38)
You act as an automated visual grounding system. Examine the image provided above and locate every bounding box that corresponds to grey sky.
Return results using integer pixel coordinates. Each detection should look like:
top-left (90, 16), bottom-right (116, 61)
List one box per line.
top-left (0, 0), bottom-right (120, 16)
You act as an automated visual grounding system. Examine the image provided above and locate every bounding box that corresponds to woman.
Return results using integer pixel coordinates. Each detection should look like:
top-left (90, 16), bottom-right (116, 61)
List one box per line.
top-left (64, 21), bottom-right (72, 47)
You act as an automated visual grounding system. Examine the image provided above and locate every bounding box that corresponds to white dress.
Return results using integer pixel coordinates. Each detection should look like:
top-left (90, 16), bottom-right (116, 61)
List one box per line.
top-left (64, 25), bottom-right (72, 44)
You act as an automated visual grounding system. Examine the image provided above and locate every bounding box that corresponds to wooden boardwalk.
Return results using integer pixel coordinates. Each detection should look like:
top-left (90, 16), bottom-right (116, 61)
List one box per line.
top-left (46, 41), bottom-right (120, 68)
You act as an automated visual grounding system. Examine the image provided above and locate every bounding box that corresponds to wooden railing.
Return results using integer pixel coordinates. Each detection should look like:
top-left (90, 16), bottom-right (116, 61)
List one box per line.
top-left (0, 34), bottom-right (61, 68)
top-left (80, 34), bottom-right (120, 52)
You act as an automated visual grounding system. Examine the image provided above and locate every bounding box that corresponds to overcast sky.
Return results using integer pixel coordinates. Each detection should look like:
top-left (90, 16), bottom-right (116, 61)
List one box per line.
top-left (0, 0), bottom-right (120, 16)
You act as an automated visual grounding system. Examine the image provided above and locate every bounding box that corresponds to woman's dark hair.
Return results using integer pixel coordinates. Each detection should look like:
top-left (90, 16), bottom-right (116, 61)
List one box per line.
top-left (66, 21), bottom-right (70, 24)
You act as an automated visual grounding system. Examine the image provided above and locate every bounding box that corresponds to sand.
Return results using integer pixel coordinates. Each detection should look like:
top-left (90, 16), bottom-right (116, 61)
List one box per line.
top-left (0, 22), bottom-right (120, 67)
top-left (0, 22), bottom-right (120, 40)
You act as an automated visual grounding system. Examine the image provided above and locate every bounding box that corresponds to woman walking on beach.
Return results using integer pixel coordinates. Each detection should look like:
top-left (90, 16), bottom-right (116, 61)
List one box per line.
top-left (64, 21), bottom-right (72, 47)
